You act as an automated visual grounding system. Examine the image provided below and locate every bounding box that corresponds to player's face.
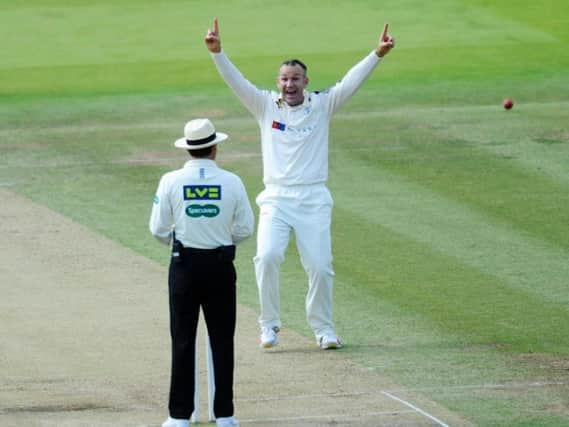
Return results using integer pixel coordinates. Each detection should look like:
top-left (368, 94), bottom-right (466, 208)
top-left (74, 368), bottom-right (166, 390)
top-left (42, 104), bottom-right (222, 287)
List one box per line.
top-left (277, 64), bottom-right (309, 106)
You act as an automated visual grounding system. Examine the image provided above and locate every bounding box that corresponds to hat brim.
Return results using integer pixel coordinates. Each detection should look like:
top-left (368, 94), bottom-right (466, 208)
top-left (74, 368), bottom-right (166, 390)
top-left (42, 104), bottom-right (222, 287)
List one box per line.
top-left (174, 132), bottom-right (228, 150)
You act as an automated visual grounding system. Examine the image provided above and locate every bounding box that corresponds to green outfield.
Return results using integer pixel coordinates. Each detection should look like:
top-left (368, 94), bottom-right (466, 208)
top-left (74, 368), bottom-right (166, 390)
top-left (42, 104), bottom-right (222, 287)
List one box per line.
top-left (1, 0), bottom-right (568, 425)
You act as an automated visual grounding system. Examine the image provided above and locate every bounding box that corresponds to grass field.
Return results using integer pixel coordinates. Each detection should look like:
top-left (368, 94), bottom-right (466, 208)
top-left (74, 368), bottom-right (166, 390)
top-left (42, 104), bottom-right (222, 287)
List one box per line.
top-left (1, 0), bottom-right (569, 425)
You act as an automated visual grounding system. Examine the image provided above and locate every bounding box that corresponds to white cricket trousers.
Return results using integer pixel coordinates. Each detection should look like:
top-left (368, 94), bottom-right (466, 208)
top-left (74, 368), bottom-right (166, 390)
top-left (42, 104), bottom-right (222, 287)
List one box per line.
top-left (254, 184), bottom-right (336, 338)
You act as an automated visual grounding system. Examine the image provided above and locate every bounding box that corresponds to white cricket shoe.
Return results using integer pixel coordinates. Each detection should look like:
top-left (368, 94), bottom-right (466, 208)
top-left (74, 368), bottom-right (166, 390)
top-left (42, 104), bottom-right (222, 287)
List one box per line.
top-left (216, 416), bottom-right (240, 427)
top-left (318, 334), bottom-right (343, 350)
top-left (162, 416), bottom-right (189, 427)
top-left (259, 326), bottom-right (280, 348)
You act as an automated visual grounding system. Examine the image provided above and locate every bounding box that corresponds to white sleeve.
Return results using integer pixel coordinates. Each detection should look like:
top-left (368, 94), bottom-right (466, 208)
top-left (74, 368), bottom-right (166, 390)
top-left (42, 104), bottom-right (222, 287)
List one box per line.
top-left (149, 175), bottom-right (174, 246)
top-left (211, 50), bottom-right (266, 118)
top-left (327, 50), bottom-right (382, 115)
top-left (231, 179), bottom-right (255, 245)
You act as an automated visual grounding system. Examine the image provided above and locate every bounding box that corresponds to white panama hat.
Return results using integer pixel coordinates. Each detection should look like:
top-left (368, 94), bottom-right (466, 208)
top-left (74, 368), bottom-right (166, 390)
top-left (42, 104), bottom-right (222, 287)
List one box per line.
top-left (174, 118), bottom-right (228, 150)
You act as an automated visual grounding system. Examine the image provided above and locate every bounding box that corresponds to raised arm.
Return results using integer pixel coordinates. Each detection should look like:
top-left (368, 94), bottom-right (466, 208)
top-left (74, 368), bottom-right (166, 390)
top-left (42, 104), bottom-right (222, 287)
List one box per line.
top-left (204, 17), bottom-right (265, 118)
top-left (328, 23), bottom-right (396, 114)
top-left (204, 17), bottom-right (221, 53)
top-left (375, 23), bottom-right (395, 57)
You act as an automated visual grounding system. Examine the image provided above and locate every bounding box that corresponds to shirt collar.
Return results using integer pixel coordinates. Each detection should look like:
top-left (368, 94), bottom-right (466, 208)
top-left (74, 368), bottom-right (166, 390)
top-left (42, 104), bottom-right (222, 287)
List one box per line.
top-left (277, 90), bottom-right (310, 109)
top-left (184, 158), bottom-right (217, 168)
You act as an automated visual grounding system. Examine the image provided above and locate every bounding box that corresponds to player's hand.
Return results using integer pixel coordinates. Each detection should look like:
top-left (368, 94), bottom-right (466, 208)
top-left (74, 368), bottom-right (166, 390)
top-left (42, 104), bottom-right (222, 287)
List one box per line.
top-left (376, 23), bottom-right (395, 57)
top-left (204, 17), bottom-right (221, 53)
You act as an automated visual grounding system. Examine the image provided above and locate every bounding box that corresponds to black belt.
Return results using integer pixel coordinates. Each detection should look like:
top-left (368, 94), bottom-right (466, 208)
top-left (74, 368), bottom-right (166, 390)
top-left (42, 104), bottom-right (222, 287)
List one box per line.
top-left (180, 245), bottom-right (236, 262)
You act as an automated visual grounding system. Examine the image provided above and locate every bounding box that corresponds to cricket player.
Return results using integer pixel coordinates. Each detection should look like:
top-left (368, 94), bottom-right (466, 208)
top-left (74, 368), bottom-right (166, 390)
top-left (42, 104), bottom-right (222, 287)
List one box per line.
top-left (204, 18), bottom-right (395, 350)
top-left (150, 118), bottom-right (254, 427)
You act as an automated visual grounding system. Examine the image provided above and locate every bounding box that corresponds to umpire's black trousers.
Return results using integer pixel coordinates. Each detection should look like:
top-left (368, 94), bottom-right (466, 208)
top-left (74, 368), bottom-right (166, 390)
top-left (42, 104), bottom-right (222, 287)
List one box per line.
top-left (167, 246), bottom-right (237, 419)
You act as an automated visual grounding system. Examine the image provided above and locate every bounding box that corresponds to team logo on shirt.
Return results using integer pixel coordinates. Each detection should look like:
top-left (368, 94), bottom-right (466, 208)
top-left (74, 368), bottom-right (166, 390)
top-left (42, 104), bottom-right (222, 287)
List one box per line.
top-left (183, 185), bottom-right (221, 200)
top-left (271, 120), bottom-right (286, 131)
top-left (186, 204), bottom-right (220, 218)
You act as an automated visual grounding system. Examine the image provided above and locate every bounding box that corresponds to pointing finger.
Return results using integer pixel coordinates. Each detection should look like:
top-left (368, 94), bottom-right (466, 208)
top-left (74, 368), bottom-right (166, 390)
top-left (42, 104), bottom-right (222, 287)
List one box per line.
top-left (213, 17), bottom-right (219, 34)
top-left (381, 23), bottom-right (389, 42)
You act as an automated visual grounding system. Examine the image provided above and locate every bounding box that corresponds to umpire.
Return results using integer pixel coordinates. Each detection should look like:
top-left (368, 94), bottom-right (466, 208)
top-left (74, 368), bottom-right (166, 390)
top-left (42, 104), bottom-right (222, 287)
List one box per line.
top-left (150, 118), bottom-right (254, 427)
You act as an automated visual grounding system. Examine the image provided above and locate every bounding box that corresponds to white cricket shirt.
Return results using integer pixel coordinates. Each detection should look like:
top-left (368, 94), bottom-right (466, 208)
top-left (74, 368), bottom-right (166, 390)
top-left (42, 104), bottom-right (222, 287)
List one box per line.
top-left (211, 50), bottom-right (381, 186)
top-left (149, 159), bottom-right (254, 248)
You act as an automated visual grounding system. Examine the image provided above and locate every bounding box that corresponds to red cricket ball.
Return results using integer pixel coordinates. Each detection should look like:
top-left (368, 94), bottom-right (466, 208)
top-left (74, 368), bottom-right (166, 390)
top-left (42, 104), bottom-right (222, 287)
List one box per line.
top-left (503, 98), bottom-right (514, 110)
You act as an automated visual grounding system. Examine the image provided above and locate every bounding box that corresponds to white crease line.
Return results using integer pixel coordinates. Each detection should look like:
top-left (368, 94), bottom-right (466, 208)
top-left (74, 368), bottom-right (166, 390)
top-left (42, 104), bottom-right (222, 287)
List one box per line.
top-left (239, 409), bottom-right (417, 424)
top-left (383, 380), bottom-right (569, 393)
top-left (381, 391), bottom-right (449, 427)
top-left (237, 390), bottom-right (370, 402)
top-left (234, 380), bottom-right (569, 404)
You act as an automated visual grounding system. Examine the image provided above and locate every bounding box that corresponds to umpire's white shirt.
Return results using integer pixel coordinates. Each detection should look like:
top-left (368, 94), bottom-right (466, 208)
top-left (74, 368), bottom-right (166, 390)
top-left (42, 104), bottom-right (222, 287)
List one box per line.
top-left (149, 159), bottom-right (254, 248)
top-left (211, 50), bottom-right (381, 187)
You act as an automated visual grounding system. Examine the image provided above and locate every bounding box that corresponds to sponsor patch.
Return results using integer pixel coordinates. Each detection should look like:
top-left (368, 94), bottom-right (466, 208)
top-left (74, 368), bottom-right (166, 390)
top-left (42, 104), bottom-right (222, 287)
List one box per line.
top-left (271, 120), bottom-right (286, 131)
top-left (183, 185), bottom-right (221, 200)
top-left (186, 204), bottom-right (220, 218)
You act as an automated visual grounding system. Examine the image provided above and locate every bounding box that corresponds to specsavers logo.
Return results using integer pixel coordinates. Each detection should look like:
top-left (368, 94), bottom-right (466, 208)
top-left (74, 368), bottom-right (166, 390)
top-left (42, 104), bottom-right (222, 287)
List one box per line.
top-left (186, 204), bottom-right (220, 218)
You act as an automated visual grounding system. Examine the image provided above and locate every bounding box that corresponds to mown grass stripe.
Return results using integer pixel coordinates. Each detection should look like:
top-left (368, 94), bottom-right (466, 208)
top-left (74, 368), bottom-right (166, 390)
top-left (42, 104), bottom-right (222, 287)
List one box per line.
top-left (330, 163), bottom-right (569, 307)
